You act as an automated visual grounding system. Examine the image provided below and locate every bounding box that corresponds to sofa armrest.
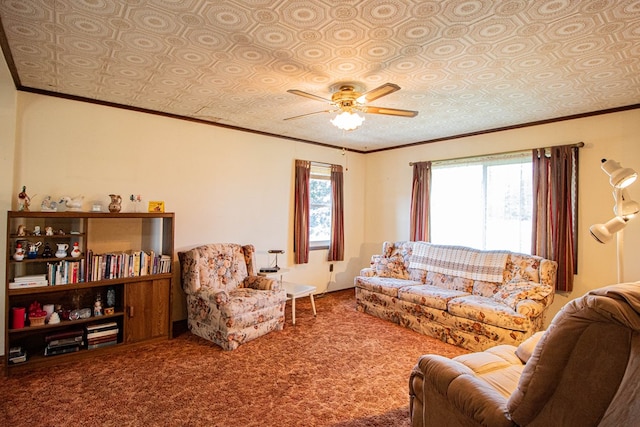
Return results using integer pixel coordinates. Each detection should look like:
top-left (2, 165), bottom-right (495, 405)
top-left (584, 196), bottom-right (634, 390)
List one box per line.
top-left (538, 258), bottom-right (558, 288)
top-left (359, 267), bottom-right (376, 277)
top-left (368, 253), bottom-right (410, 279)
top-left (493, 281), bottom-right (554, 312)
top-left (516, 299), bottom-right (547, 318)
top-left (243, 275), bottom-right (279, 291)
top-left (412, 354), bottom-right (515, 427)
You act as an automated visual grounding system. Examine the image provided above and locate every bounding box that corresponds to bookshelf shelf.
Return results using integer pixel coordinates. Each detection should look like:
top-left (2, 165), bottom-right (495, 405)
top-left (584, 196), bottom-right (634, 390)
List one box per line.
top-left (8, 311), bottom-right (125, 334)
top-left (4, 211), bottom-right (175, 375)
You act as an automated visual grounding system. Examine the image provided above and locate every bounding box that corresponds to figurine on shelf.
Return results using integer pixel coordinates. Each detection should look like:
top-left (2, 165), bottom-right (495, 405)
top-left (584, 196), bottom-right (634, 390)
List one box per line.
top-left (94, 294), bottom-right (103, 317)
top-left (107, 287), bottom-right (116, 307)
top-left (48, 311), bottom-right (60, 324)
top-left (130, 194), bottom-right (143, 212)
top-left (59, 196), bottom-right (84, 212)
top-left (33, 226), bottom-right (41, 236)
top-left (108, 194), bottom-right (122, 213)
top-left (16, 224), bottom-right (27, 236)
top-left (41, 243), bottom-right (53, 258)
top-left (27, 241), bottom-right (42, 259)
top-left (40, 196), bottom-right (58, 212)
top-left (13, 244), bottom-right (25, 261)
top-left (70, 242), bottom-right (81, 258)
top-left (45, 226), bottom-right (54, 236)
top-left (18, 186), bottom-right (31, 211)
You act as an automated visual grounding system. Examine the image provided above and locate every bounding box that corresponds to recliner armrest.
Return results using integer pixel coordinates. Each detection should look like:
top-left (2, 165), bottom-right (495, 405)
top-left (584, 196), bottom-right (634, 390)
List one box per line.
top-left (414, 354), bottom-right (515, 427)
top-left (195, 287), bottom-right (229, 304)
top-left (243, 275), bottom-right (279, 291)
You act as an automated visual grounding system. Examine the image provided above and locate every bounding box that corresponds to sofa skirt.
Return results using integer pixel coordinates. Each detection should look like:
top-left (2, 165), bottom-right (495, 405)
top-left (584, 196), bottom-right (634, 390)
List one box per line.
top-left (355, 287), bottom-right (538, 352)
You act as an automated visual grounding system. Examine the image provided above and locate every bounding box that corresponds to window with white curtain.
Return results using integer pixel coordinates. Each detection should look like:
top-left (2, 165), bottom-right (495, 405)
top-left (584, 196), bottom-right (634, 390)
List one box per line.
top-left (430, 152), bottom-right (532, 253)
top-left (309, 163), bottom-right (332, 249)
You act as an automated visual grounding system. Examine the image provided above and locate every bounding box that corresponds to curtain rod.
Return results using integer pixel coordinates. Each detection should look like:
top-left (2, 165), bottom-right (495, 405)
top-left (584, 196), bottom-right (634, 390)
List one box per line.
top-left (409, 141), bottom-right (584, 166)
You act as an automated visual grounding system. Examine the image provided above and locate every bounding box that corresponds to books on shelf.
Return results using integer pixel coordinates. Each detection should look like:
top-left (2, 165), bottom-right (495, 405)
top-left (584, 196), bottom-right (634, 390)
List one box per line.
top-left (86, 322), bottom-right (119, 349)
top-left (85, 250), bottom-right (171, 282)
top-left (47, 260), bottom-right (84, 286)
top-left (9, 274), bottom-right (48, 289)
top-left (44, 329), bottom-right (85, 357)
top-left (9, 346), bottom-right (27, 364)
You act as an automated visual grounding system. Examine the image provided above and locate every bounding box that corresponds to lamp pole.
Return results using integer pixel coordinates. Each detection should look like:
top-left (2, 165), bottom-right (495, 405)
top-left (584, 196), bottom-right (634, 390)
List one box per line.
top-left (616, 188), bottom-right (624, 283)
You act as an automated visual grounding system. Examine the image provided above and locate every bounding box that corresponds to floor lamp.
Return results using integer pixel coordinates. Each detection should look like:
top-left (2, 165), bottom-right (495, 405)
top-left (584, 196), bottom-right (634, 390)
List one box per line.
top-left (589, 159), bottom-right (639, 283)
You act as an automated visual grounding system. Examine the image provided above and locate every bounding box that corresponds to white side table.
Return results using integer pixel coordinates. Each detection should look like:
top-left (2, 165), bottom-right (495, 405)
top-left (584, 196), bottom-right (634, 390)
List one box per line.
top-left (257, 268), bottom-right (289, 284)
top-left (282, 282), bottom-right (316, 325)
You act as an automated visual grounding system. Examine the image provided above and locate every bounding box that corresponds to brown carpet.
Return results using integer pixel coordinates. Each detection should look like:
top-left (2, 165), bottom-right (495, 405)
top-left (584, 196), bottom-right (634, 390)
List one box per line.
top-left (0, 289), bottom-right (468, 426)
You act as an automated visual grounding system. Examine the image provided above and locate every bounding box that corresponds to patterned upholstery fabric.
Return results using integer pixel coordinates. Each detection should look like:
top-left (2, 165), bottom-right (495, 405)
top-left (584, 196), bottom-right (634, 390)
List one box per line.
top-left (355, 241), bottom-right (557, 351)
top-left (179, 243), bottom-right (287, 350)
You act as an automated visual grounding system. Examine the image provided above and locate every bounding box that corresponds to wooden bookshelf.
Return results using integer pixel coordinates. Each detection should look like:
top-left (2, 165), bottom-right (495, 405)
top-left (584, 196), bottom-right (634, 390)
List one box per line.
top-left (4, 211), bottom-right (174, 375)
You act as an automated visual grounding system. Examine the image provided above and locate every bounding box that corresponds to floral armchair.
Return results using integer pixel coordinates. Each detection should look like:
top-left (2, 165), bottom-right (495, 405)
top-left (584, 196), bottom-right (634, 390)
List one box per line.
top-left (179, 243), bottom-right (287, 350)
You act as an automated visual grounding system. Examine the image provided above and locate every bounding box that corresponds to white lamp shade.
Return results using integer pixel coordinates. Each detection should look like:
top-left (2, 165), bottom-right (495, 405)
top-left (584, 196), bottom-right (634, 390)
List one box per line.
top-left (601, 159), bottom-right (638, 189)
top-left (614, 189), bottom-right (640, 219)
top-left (589, 216), bottom-right (627, 244)
top-left (330, 111), bottom-right (365, 131)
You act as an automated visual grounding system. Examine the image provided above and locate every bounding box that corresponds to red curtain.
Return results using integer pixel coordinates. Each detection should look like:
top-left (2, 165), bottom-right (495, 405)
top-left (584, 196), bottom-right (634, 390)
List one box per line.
top-left (410, 161), bottom-right (431, 242)
top-left (329, 164), bottom-right (344, 261)
top-left (294, 160), bottom-right (310, 264)
top-left (532, 145), bottom-right (579, 292)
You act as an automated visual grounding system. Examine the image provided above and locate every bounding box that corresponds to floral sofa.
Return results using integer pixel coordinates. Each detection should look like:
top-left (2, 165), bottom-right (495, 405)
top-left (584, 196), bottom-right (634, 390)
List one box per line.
top-left (179, 243), bottom-right (287, 350)
top-left (355, 241), bottom-right (557, 351)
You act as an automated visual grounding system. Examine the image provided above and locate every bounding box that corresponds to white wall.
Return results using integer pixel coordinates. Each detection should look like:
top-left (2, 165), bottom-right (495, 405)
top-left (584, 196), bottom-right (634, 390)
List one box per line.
top-left (363, 109), bottom-right (640, 323)
top-left (0, 52), bottom-right (17, 356)
top-left (6, 91), bottom-right (366, 334)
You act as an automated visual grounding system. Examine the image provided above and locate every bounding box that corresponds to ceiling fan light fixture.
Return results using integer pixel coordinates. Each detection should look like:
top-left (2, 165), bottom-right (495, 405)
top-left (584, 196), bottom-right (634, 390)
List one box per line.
top-left (330, 111), bottom-right (365, 131)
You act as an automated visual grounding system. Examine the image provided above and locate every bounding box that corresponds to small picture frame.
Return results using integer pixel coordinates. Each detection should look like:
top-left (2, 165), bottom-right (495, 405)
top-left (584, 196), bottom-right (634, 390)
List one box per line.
top-left (148, 201), bottom-right (165, 213)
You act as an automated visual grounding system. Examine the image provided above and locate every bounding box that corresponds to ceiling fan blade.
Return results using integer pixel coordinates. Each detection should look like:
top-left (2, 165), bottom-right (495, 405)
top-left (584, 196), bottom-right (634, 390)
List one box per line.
top-left (363, 106), bottom-right (418, 117)
top-left (284, 110), bottom-right (332, 120)
top-left (287, 89), bottom-right (332, 104)
top-left (357, 83), bottom-right (401, 103)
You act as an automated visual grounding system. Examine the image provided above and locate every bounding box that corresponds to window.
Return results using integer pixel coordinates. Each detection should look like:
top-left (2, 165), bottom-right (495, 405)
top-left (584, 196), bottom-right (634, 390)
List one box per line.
top-left (430, 152), bottom-right (532, 253)
top-left (309, 163), bottom-right (332, 249)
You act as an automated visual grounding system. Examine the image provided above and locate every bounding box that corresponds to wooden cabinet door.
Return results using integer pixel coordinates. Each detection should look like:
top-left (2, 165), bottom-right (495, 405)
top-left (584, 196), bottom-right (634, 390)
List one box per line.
top-left (125, 279), bottom-right (170, 343)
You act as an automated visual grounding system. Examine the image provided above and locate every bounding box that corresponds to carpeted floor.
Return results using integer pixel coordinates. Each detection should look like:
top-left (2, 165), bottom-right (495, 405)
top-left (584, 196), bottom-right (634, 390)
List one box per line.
top-left (0, 289), bottom-right (468, 426)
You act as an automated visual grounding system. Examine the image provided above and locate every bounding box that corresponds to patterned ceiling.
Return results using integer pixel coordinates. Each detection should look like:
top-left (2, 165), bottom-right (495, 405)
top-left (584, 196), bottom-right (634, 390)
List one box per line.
top-left (1, 0), bottom-right (639, 152)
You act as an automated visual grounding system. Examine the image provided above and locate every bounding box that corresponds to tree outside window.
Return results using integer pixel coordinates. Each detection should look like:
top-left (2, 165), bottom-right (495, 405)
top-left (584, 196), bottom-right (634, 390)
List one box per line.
top-left (309, 164), bottom-right (332, 248)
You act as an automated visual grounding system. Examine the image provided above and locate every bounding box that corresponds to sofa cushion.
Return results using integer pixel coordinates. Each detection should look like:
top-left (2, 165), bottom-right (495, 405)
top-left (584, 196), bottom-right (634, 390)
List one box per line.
top-left (515, 331), bottom-right (545, 363)
top-left (451, 345), bottom-right (526, 399)
top-left (355, 276), bottom-right (422, 298)
top-left (371, 253), bottom-right (409, 279)
top-left (492, 281), bottom-right (554, 310)
top-left (426, 271), bottom-right (474, 293)
top-left (448, 295), bottom-right (530, 332)
top-left (398, 285), bottom-right (470, 310)
top-left (508, 253), bottom-right (541, 283)
top-left (220, 288), bottom-right (287, 317)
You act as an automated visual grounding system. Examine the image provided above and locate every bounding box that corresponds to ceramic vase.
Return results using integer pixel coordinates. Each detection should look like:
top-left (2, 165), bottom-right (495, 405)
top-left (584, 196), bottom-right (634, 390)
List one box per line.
top-left (108, 194), bottom-right (122, 213)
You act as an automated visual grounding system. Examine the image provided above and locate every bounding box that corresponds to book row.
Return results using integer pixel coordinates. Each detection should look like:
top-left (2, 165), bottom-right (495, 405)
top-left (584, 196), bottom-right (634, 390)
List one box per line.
top-left (85, 250), bottom-right (171, 282)
top-left (10, 251), bottom-right (172, 287)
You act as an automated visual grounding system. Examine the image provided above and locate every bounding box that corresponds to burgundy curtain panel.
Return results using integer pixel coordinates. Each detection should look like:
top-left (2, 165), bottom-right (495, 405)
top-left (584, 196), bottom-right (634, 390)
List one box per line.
top-left (294, 159), bottom-right (310, 264)
top-left (329, 164), bottom-right (344, 261)
top-left (532, 145), bottom-right (579, 292)
top-left (410, 161), bottom-right (432, 242)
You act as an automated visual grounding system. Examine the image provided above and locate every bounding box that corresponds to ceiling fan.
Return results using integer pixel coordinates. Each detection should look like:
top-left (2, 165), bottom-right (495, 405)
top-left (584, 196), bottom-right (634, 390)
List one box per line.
top-left (284, 83), bottom-right (418, 129)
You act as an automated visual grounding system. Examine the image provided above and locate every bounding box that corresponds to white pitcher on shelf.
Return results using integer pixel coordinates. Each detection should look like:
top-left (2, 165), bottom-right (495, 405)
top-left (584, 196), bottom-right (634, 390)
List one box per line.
top-left (55, 243), bottom-right (69, 258)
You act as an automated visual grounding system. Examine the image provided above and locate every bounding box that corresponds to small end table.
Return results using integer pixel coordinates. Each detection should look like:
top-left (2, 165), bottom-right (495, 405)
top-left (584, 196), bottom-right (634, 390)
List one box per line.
top-left (282, 282), bottom-right (316, 325)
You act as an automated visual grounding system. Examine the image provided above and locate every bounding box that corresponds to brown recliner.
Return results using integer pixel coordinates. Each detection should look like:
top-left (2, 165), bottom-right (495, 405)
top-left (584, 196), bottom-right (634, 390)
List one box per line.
top-left (409, 283), bottom-right (640, 427)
